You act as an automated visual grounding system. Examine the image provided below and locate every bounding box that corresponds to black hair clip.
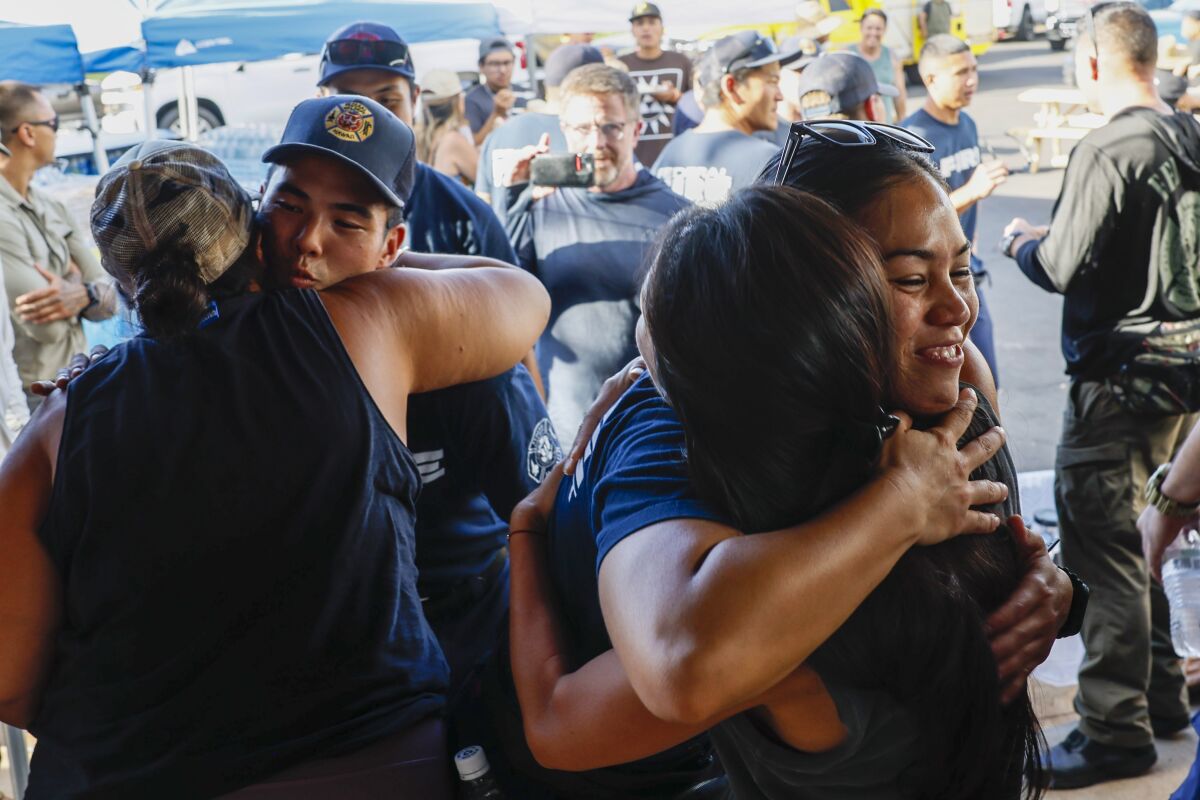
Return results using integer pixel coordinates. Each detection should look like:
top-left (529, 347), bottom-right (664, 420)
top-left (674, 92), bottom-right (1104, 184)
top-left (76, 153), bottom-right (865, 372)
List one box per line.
top-left (843, 407), bottom-right (902, 466)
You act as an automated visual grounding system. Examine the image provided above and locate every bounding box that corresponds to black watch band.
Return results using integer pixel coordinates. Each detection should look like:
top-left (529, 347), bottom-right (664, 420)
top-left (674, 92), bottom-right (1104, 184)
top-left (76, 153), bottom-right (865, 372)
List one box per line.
top-left (1056, 566), bottom-right (1090, 639)
top-left (1001, 231), bottom-right (1020, 259)
top-left (82, 282), bottom-right (99, 315)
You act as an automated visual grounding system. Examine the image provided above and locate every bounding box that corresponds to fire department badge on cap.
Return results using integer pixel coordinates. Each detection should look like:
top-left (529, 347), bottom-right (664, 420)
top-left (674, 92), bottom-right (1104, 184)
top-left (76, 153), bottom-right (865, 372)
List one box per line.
top-left (325, 100), bottom-right (375, 143)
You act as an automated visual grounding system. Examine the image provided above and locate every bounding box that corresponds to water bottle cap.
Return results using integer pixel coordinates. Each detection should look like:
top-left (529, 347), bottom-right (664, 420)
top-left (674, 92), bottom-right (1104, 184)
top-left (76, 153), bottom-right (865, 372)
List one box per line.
top-left (454, 745), bottom-right (491, 781)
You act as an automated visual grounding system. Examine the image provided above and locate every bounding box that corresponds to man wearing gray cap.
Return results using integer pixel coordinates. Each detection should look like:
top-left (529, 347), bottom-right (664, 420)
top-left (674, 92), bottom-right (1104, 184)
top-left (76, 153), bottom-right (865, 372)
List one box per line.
top-left (476, 43), bottom-right (605, 223)
top-left (652, 31), bottom-right (801, 205)
top-left (794, 51), bottom-right (900, 121)
top-left (466, 36), bottom-right (528, 145)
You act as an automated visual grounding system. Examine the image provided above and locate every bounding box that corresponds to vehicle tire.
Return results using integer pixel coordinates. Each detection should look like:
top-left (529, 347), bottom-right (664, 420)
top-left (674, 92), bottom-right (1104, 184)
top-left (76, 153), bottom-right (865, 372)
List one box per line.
top-left (1017, 6), bottom-right (1034, 40)
top-left (1049, 37), bottom-right (1067, 51)
top-left (156, 102), bottom-right (223, 135)
top-left (904, 63), bottom-right (922, 86)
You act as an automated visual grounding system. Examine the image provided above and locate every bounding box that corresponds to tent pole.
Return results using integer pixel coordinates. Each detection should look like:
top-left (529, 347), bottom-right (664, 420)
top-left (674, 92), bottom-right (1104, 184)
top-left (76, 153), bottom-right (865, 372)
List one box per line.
top-left (143, 70), bottom-right (157, 141)
top-left (524, 33), bottom-right (539, 99)
top-left (179, 65), bottom-right (199, 141)
top-left (78, 84), bottom-right (109, 173)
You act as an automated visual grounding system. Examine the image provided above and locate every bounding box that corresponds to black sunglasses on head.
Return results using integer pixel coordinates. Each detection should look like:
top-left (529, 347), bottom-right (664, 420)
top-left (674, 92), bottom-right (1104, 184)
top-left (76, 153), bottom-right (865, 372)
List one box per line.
top-left (771, 120), bottom-right (935, 185)
top-left (322, 38), bottom-right (410, 68)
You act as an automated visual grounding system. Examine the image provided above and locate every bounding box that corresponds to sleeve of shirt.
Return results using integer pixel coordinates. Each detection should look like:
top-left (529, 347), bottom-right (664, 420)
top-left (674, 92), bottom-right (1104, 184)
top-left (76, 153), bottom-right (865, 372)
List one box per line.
top-left (591, 406), bottom-right (730, 574)
top-left (465, 92), bottom-right (490, 134)
top-left (504, 183), bottom-right (538, 274)
top-left (467, 365), bottom-right (559, 521)
top-left (55, 198), bottom-right (117, 321)
top-left (0, 217), bottom-right (74, 346)
top-left (1026, 142), bottom-right (1123, 293)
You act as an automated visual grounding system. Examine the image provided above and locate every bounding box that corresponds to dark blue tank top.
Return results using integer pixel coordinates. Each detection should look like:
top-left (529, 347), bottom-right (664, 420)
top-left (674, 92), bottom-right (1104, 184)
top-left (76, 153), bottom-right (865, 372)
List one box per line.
top-left (27, 289), bottom-right (448, 799)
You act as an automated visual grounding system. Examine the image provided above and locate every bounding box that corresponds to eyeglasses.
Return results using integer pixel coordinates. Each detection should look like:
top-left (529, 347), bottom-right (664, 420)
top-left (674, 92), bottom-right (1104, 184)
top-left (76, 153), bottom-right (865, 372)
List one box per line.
top-left (561, 121), bottom-right (629, 142)
top-left (12, 117), bottom-right (58, 134)
top-left (322, 38), bottom-right (410, 69)
top-left (482, 57), bottom-right (515, 70)
top-left (771, 120), bottom-right (935, 186)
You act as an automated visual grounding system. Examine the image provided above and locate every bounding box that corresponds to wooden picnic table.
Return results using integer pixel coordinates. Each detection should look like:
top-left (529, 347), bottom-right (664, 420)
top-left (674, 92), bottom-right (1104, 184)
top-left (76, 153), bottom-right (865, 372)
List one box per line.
top-left (1012, 87), bottom-right (1094, 172)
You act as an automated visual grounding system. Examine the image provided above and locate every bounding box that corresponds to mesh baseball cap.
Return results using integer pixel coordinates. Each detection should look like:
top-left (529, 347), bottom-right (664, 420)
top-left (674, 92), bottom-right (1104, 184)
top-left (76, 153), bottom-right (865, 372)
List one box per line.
top-left (421, 69), bottom-right (463, 101)
top-left (544, 44), bottom-right (605, 87)
top-left (262, 95), bottom-right (415, 207)
top-left (629, 1), bottom-right (662, 21)
top-left (319, 21), bottom-right (416, 87)
top-left (91, 140), bottom-right (253, 287)
top-left (479, 36), bottom-right (515, 63)
top-left (796, 52), bottom-right (899, 119)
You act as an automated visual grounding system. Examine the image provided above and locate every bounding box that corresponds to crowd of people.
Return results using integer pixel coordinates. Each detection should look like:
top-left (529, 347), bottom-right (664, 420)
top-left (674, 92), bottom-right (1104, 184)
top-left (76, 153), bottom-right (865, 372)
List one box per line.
top-left (4, 0), bottom-right (1200, 797)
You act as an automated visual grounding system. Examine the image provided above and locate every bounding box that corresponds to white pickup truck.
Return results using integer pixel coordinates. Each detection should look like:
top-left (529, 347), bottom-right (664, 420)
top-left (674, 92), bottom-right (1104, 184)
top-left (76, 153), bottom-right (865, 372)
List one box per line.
top-left (994, 0), bottom-right (1048, 40)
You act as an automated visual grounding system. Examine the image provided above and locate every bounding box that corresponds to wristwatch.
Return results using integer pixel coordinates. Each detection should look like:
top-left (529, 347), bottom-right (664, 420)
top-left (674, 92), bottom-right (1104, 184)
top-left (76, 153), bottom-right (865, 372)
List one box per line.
top-left (81, 282), bottom-right (99, 316)
top-left (1000, 230), bottom-right (1021, 259)
top-left (1145, 463), bottom-right (1200, 517)
top-left (1057, 566), bottom-right (1090, 639)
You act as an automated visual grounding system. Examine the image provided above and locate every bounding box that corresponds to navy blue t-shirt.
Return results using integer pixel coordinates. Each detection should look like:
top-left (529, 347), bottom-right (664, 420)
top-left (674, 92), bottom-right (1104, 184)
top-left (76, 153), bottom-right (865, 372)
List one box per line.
top-left (902, 109), bottom-right (983, 272)
top-left (408, 363), bottom-right (559, 590)
top-left (407, 161), bottom-right (516, 262)
top-left (475, 112), bottom-right (566, 225)
top-left (652, 129), bottom-right (779, 206)
top-left (549, 372), bottom-right (729, 662)
top-left (507, 169), bottom-right (689, 440)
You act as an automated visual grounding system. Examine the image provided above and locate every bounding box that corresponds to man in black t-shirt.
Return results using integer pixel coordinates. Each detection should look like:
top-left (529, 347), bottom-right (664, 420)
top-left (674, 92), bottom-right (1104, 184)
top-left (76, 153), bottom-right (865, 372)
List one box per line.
top-left (1001, 4), bottom-right (1200, 789)
top-left (619, 2), bottom-right (693, 166)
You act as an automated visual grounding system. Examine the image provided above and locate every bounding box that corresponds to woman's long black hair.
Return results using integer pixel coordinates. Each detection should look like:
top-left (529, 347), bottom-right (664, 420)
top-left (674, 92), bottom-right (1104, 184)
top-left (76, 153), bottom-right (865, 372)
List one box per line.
top-left (644, 159), bottom-right (1043, 799)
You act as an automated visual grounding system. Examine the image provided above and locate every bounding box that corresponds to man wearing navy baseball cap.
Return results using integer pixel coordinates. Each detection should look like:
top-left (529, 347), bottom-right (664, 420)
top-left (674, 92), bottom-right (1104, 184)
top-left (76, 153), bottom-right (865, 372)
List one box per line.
top-left (314, 21), bottom-right (515, 268)
top-left (651, 31), bottom-right (801, 205)
top-left (465, 36), bottom-right (528, 146)
top-left (795, 51), bottom-right (900, 120)
top-left (260, 92), bottom-right (562, 733)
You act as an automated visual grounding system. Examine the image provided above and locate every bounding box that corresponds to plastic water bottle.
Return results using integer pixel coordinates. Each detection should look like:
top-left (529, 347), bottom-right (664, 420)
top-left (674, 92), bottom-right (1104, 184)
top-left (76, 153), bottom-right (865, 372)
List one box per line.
top-left (1163, 529), bottom-right (1200, 657)
top-left (454, 745), bottom-right (507, 799)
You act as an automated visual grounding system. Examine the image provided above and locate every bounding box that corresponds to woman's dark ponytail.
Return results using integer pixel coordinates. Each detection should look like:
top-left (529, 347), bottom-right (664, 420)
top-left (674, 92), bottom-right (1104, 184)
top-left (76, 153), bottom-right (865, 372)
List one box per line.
top-left (132, 240), bottom-right (211, 339)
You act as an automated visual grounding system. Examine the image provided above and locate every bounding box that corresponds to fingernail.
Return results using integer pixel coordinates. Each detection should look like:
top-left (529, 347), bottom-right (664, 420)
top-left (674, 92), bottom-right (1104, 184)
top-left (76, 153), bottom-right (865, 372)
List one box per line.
top-left (563, 456), bottom-right (576, 476)
top-left (629, 367), bottom-right (644, 379)
top-left (995, 426), bottom-right (1006, 437)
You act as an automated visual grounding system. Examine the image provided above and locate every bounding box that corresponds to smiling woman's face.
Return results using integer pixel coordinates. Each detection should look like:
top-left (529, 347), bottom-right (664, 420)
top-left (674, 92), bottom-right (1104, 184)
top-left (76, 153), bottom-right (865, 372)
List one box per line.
top-left (857, 173), bottom-right (977, 417)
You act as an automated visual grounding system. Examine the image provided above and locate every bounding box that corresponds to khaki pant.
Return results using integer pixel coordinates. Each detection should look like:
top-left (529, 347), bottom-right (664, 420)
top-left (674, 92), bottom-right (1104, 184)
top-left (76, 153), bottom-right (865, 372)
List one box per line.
top-left (1056, 379), bottom-right (1199, 748)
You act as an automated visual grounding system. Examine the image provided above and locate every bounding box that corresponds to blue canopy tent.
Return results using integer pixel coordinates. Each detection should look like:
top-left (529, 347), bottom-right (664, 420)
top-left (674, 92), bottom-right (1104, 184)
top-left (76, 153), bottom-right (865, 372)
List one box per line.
top-left (0, 21), bottom-right (85, 84)
top-left (141, 0), bottom-right (502, 68)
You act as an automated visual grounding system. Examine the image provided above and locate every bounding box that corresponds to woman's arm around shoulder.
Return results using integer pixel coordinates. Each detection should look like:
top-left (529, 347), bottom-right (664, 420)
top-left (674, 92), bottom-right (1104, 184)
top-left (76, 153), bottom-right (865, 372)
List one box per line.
top-left (0, 391), bottom-right (66, 728)
top-left (319, 262), bottom-right (548, 434)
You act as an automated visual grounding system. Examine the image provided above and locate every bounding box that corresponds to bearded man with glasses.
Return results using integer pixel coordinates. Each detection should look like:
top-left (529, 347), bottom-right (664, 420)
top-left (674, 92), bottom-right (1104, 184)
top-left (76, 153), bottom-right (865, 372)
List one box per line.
top-left (502, 64), bottom-right (688, 440)
top-left (0, 81), bottom-right (116, 411)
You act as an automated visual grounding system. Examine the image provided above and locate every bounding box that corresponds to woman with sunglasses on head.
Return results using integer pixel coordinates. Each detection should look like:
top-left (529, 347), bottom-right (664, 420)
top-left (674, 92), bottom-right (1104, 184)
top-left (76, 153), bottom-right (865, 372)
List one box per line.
top-left (0, 135), bottom-right (549, 799)
top-left (497, 124), bottom-right (1080, 798)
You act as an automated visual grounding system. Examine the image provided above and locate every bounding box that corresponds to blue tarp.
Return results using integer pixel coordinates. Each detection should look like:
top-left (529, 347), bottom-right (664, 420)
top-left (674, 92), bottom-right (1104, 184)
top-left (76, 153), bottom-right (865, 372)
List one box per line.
top-left (140, 0), bottom-right (502, 68)
top-left (83, 45), bottom-right (147, 75)
top-left (0, 22), bottom-right (85, 84)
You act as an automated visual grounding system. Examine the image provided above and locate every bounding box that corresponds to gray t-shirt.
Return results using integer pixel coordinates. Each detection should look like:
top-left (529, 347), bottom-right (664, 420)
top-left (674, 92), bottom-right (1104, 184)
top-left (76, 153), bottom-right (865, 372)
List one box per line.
top-left (651, 129), bottom-right (779, 206)
top-left (711, 682), bottom-right (919, 800)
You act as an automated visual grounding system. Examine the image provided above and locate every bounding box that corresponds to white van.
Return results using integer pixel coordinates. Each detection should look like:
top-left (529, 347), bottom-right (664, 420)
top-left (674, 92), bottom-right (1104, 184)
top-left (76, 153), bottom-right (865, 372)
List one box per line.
top-left (994, 0), bottom-right (1047, 39)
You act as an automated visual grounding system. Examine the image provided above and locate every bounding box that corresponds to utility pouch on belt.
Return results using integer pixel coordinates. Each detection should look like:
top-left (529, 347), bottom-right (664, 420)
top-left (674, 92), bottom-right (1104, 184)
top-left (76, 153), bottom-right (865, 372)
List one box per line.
top-left (1108, 318), bottom-right (1200, 416)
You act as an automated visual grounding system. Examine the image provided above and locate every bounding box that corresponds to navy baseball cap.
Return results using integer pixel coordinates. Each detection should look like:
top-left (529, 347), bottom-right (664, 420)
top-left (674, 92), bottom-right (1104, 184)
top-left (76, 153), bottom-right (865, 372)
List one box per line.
top-left (544, 44), bottom-right (605, 87)
top-left (319, 21), bottom-right (416, 87)
top-left (704, 31), bottom-right (803, 77)
top-left (796, 52), bottom-right (898, 119)
top-left (262, 95), bottom-right (415, 207)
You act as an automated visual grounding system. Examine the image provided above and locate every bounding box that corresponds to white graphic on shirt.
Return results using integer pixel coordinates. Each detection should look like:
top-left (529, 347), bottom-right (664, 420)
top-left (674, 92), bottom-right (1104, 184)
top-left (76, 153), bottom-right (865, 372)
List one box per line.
top-left (628, 67), bottom-right (685, 141)
top-left (655, 165), bottom-right (733, 207)
top-left (413, 449), bottom-right (446, 485)
top-left (938, 146), bottom-right (981, 179)
top-left (527, 418), bottom-right (563, 484)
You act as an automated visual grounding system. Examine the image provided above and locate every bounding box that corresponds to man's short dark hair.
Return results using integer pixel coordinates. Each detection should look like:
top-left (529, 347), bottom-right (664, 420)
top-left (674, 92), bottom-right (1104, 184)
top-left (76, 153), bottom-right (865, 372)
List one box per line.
top-left (0, 81), bottom-right (43, 145)
top-left (1092, 2), bottom-right (1158, 68)
top-left (917, 34), bottom-right (970, 75)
